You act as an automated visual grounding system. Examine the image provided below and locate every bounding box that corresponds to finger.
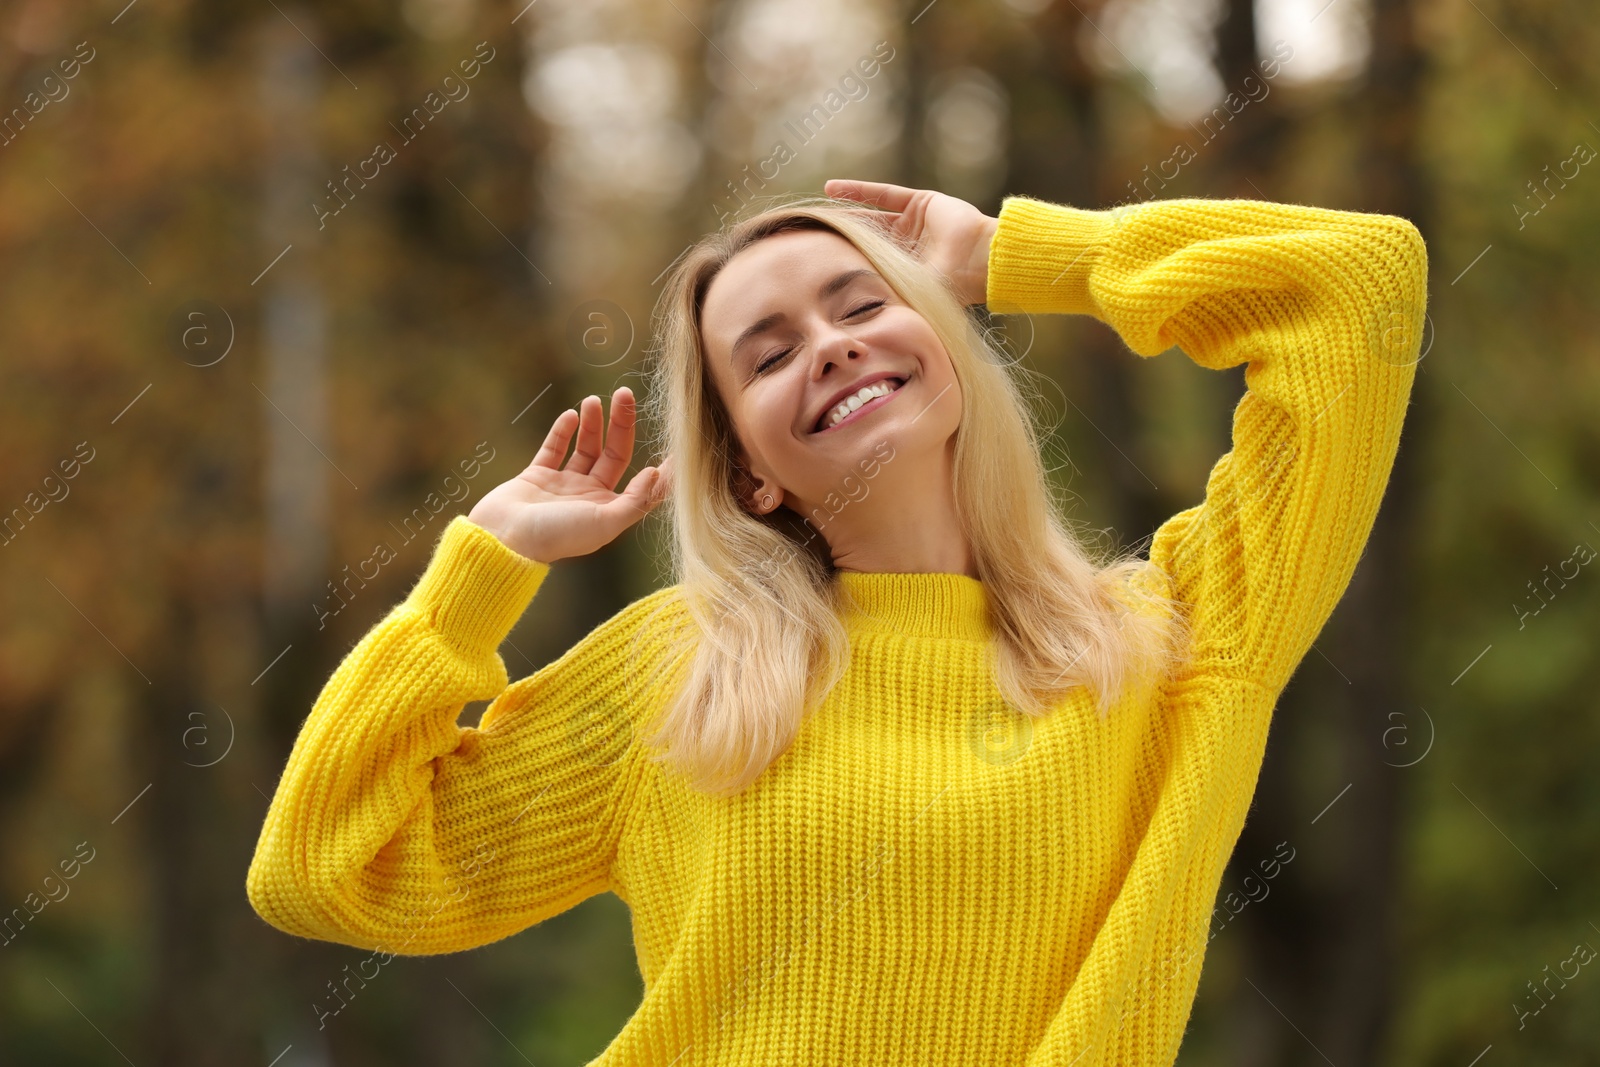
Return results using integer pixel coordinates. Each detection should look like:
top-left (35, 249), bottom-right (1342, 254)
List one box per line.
top-left (609, 465), bottom-right (665, 521)
top-left (655, 452), bottom-right (676, 496)
top-left (529, 407), bottom-right (578, 470)
top-left (566, 394), bottom-right (604, 475)
top-left (825, 179), bottom-right (917, 212)
top-left (589, 386), bottom-right (636, 490)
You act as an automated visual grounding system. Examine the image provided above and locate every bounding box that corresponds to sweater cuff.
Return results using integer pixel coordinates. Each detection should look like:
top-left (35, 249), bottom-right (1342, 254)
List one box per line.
top-left (986, 196), bottom-right (1119, 319)
top-left (404, 515), bottom-right (550, 656)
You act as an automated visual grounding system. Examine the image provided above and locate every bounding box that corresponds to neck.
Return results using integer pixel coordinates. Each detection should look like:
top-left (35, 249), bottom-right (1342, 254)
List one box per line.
top-left (821, 437), bottom-right (975, 577)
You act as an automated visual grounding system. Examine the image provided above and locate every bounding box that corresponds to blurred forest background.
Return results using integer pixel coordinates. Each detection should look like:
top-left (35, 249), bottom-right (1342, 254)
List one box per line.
top-left (0, 0), bottom-right (1596, 1063)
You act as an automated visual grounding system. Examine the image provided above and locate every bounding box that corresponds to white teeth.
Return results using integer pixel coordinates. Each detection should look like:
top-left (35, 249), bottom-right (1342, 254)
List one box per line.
top-left (823, 379), bottom-right (901, 430)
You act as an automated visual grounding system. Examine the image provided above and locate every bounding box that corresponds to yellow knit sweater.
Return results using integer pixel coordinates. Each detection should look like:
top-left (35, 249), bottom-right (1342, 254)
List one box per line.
top-left (246, 194), bottom-right (1428, 1065)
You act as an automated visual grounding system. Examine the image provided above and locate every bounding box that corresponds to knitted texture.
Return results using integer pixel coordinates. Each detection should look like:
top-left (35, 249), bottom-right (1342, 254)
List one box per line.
top-left (246, 194), bottom-right (1428, 1065)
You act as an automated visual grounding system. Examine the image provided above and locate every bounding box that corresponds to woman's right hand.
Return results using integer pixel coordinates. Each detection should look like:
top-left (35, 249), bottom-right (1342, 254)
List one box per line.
top-left (467, 387), bottom-right (674, 565)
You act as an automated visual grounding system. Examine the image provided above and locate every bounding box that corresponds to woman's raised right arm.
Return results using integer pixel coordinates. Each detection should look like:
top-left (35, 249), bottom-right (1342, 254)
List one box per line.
top-left (246, 389), bottom-right (680, 955)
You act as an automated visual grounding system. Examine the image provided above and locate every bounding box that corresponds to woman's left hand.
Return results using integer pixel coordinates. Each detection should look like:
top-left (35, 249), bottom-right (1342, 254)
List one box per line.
top-left (824, 179), bottom-right (999, 306)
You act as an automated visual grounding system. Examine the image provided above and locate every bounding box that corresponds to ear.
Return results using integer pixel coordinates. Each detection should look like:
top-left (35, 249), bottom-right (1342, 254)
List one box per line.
top-left (728, 446), bottom-right (783, 515)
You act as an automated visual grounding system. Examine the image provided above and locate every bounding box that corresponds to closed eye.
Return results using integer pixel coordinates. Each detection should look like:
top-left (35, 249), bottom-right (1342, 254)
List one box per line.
top-left (752, 300), bottom-right (887, 376)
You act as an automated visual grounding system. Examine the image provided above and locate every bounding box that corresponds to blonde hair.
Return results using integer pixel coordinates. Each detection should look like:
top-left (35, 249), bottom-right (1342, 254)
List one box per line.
top-left (633, 194), bottom-right (1190, 797)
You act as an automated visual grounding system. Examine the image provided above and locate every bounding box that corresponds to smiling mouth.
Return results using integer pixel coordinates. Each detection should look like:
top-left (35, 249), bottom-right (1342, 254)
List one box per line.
top-left (812, 377), bottom-right (907, 434)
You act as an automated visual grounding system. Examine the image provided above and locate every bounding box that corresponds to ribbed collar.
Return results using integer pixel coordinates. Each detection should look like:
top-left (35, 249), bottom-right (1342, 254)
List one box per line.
top-left (835, 570), bottom-right (993, 641)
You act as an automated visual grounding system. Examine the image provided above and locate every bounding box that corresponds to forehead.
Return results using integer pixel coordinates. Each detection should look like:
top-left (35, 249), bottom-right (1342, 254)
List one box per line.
top-left (700, 228), bottom-right (872, 353)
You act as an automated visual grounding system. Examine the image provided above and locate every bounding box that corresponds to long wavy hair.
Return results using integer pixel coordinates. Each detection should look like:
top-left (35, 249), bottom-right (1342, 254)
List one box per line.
top-left (631, 194), bottom-right (1191, 797)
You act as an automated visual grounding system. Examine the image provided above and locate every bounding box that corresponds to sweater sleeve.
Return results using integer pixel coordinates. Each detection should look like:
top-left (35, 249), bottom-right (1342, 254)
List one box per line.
top-left (245, 514), bottom-right (683, 955)
top-left (987, 195), bottom-right (1427, 693)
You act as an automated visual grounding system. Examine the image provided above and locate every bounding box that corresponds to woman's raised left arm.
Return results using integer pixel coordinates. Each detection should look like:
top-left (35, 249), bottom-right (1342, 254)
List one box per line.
top-left (985, 194), bottom-right (1428, 695)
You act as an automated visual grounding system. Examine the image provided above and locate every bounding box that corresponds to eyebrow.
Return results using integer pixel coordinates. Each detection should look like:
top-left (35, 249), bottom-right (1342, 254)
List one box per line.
top-left (729, 268), bottom-right (879, 367)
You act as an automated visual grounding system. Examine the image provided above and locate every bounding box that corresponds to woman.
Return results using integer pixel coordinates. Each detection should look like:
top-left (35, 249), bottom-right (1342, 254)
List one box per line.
top-left (247, 179), bottom-right (1427, 1065)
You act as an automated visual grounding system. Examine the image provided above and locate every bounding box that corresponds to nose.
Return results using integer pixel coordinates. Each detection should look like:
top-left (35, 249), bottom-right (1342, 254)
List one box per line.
top-left (809, 321), bottom-right (864, 381)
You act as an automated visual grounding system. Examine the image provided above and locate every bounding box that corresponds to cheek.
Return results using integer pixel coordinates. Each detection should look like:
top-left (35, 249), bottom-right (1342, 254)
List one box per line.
top-left (742, 390), bottom-right (803, 454)
top-left (874, 311), bottom-right (944, 364)
top-left (893, 322), bottom-right (951, 379)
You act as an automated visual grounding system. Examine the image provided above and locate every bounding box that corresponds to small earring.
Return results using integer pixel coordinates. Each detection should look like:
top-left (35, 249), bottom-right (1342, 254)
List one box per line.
top-left (762, 493), bottom-right (774, 511)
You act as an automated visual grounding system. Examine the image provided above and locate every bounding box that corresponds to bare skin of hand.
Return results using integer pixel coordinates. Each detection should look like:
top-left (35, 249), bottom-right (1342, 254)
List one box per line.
top-left (467, 387), bottom-right (674, 565)
top-left (824, 179), bottom-right (999, 307)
